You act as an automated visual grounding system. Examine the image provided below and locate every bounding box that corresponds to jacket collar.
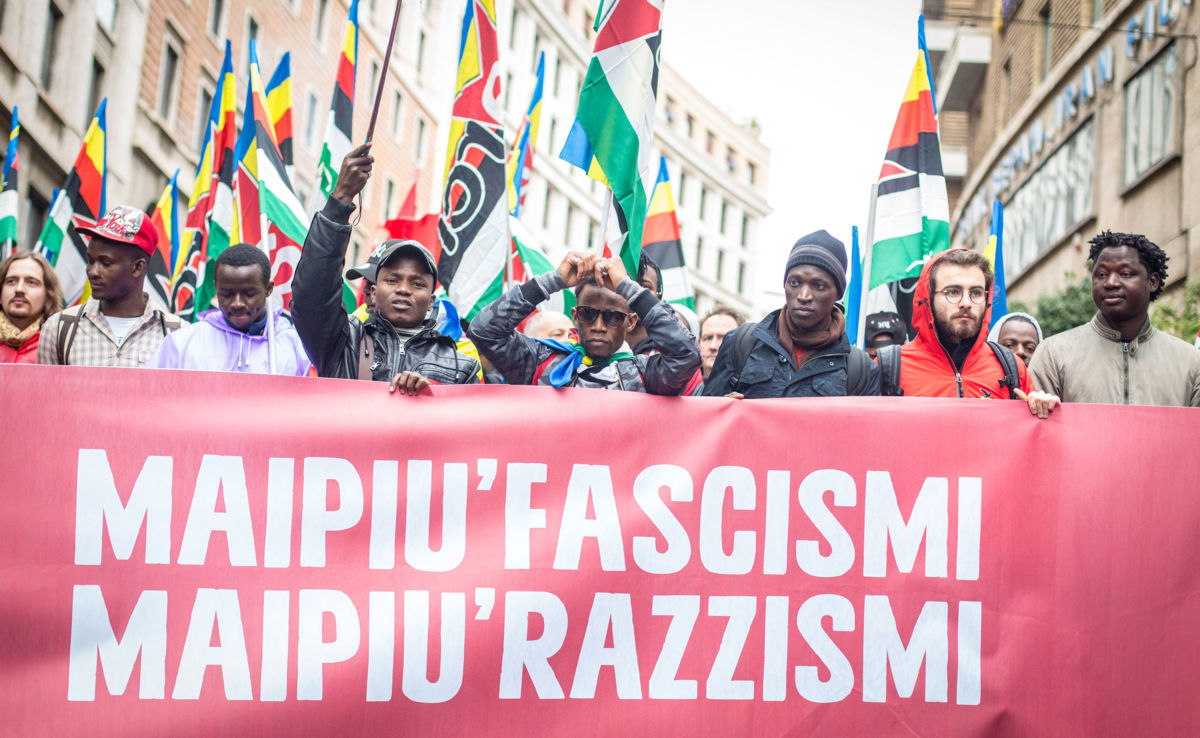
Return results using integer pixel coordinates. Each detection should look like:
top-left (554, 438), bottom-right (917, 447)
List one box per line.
top-left (1090, 312), bottom-right (1154, 354)
top-left (756, 309), bottom-right (851, 360)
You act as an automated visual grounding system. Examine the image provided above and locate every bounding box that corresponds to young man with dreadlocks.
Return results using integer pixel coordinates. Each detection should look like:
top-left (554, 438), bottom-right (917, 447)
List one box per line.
top-left (1029, 230), bottom-right (1200, 406)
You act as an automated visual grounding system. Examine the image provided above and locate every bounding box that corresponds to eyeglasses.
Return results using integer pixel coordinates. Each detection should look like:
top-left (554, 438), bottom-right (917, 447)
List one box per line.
top-left (934, 286), bottom-right (988, 304)
top-left (574, 306), bottom-right (630, 327)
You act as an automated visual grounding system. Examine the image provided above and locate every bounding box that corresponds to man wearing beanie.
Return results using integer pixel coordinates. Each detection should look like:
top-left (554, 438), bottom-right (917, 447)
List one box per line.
top-left (703, 230), bottom-right (878, 398)
top-left (39, 205), bottom-right (181, 367)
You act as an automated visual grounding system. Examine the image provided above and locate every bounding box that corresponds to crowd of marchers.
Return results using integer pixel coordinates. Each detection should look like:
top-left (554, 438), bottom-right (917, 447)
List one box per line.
top-left (4, 143), bottom-right (1199, 412)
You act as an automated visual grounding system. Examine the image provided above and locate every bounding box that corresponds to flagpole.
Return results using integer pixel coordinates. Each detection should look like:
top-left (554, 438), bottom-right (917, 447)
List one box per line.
top-left (504, 236), bottom-right (514, 291)
top-left (365, 1), bottom-right (404, 143)
top-left (856, 183), bottom-right (879, 351)
top-left (259, 212), bottom-right (277, 375)
top-left (596, 189), bottom-right (613, 256)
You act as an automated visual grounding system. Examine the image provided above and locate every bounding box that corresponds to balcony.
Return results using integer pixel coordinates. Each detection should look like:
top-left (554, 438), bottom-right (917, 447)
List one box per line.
top-left (933, 24), bottom-right (991, 112)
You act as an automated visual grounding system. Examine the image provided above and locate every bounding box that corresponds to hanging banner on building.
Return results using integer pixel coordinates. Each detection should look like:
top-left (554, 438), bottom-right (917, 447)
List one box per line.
top-left (2, 365), bottom-right (1199, 736)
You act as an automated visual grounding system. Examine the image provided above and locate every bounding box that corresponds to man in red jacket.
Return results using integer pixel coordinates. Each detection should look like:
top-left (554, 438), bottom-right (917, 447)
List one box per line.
top-left (882, 247), bottom-right (1058, 418)
top-left (0, 252), bottom-right (61, 364)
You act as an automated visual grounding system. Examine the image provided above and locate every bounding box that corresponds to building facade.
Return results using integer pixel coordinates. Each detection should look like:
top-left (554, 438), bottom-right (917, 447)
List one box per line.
top-left (496, 0), bottom-right (771, 318)
top-left (0, 0), bottom-right (767, 316)
top-left (929, 0), bottom-right (1200, 312)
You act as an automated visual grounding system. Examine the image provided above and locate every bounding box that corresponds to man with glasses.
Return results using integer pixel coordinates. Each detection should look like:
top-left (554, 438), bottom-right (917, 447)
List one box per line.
top-left (880, 247), bottom-right (1058, 418)
top-left (467, 250), bottom-right (700, 393)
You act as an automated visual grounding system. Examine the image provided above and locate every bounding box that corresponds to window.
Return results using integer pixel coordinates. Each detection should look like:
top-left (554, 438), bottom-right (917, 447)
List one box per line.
top-left (1124, 45), bottom-right (1179, 186)
top-left (384, 178), bottom-right (396, 217)
top-left (553, 57), bottom-right (562, 96)
top-left (548, 117), bottom-right (557, 151)
top-left (747, 162), bottom-right (757, 186)
top-left (716, 250), bottom-right (725, 282)
top-left (694, 236), bottom-right (704, 267)
top-left (1040, 4), bottom-right (1051, 80)
top-left (664, 96), bottom-right (676, 124)
top-left (40, 3), bottom-right (63, 90)
top-left (87, 59), bottom-right (106, 130)
top-left (737, 262), bottom-right (746, 294)
top-left (705, 130), bottom-right (715, 154)
top-left (583, 11), bottom-right (593, 36)
top-left (196, 83), bottom-right (214, 154)
top-left (698, 186), bottom-right (707, 220)
top-left (685, 114), bottom-right (695, 138)
top-left (740, 216), bottom-right (750, 247)
top-left (209, 0), bottom-right (226, 38)
top-left (1092, 0), bottom-right (1104, 23)
top-left (532, 31), bottom-right (541, 69)
top-left (504, 72), bottom-right (512, 109)
top-left (726, 147), bottom-right (736, 173)
top-left (391, 91), bottom-right (403, 137)
top-left (719, 200), bottom-right (728, 234)
top-left (304, 90), bottom-right (319, 148)
top-left (246, 15), bottom-right (260, 75)
top-left (23, 189), bottom-right (49, 252)
top-left (678, 171), bottom-right (687, 205)
top-left (313, 0), bottom-right (329, 44)
top-left (1002, 59), bottom-right (1012, 123)
top-left (565, 204), bottom-right (575, 244)
top-left (542, 186), bottom-right (553, 229)
top-left (415, 117), bottom-right (426, 159)
top-left (417, 30), bottom-right (427, 75)
top-left (587, 220), bottom-right (597, 250)
top-left (369, 60), bottom-right (380, 102)
top-left (158, 30), bottom-right (183, 120)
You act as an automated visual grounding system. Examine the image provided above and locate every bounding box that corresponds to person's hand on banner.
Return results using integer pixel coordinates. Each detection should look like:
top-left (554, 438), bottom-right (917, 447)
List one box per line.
top-left (332, 143), bottom-right (374, 205)
top-left (556, 251), bottom-right (596, 287)
top-left (389, 370), bottom-right (431, 396)
top-left (594, 256), bottom-right (629, 291)
top-left (1014, 388), bottom-right (1060, 419)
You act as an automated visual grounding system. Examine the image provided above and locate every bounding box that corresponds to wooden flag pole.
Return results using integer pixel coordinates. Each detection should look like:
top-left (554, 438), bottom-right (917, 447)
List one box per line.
top-left (259, 211), bottom-right (278, 375)
top-left (856, 183), bottom-right (879, 351)
top-left (366, 1), bottom-right (404, 143)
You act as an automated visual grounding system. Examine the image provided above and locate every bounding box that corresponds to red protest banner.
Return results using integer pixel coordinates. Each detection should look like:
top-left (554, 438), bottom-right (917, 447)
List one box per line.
top-left (2, 364), bottom-right (1198, 736)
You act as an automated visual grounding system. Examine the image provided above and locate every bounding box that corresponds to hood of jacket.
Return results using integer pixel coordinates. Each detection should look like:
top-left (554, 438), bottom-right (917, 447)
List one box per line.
top-left (911, 248), bottom-right (996, 357)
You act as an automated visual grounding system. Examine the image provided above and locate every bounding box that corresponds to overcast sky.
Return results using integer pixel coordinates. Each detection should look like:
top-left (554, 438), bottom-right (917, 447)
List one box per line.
top-left (660, 0), bottom-right (924, 310)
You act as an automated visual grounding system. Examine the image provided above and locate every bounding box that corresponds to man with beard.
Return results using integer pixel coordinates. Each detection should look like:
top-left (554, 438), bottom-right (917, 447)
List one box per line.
top-left (0, 252), bottom-right (62, 363)
top-left (1028, 231), bottom-right (1200, 406)
top-left (704, 231), bottom-right (878, 398)
top-left (880, 247), bottom-right (1058, 418)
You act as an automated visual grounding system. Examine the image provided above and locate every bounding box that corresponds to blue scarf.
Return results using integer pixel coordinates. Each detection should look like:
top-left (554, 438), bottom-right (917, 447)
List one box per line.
top-left (532, 338), bottom-right (634, 388)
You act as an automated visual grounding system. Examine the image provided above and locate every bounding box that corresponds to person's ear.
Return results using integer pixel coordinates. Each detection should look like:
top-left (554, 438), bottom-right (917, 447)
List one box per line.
top-left (264, 279), bottom-right (274, 297)
top-left (1149, 272), bottom-right (1162, 293)
top-left (627, 313), bottom-right (640, 331)
top-left (131, 256), bottom-right (148, 278)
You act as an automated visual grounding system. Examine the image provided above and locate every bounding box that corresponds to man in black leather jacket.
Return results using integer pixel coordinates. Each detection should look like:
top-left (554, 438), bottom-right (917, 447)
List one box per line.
top-left (290, 144), bottom-right (480, 394)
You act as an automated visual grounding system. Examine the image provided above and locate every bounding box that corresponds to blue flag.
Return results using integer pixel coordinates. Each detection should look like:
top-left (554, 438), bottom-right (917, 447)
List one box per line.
top-left (986, 200), bottom-right (1007, 332)
top-left (845, 225), bottom-right (863, 345)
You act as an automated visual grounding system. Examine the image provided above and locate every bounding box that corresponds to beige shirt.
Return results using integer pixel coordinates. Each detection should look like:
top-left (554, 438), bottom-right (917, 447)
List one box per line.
top-left (1028, 313), bottom-right (1200, 407)
top-left (38, 296), bottom-right (180, 367)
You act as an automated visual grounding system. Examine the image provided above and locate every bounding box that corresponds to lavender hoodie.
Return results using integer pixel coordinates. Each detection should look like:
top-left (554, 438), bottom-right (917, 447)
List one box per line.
top-left (146, 309), bottom-right (312, 376)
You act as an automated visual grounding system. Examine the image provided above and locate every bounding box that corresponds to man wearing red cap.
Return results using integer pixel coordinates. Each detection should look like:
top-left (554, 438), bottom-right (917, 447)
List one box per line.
top-left (38, 205), bottom-right (180, 367)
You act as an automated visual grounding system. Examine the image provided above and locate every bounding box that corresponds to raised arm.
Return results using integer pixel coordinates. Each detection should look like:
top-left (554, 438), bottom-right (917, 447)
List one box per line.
top-left (290, 144), bottom-right (372, 377)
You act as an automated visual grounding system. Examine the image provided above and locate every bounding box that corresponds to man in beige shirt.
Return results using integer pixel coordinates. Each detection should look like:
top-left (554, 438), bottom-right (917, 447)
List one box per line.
top-left (1028, 230), bottom-right (1200, 407)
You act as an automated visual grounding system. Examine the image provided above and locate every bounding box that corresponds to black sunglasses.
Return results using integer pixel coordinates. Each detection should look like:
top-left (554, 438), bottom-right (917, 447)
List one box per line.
top-left (573, 305), bottom-right (630, 327)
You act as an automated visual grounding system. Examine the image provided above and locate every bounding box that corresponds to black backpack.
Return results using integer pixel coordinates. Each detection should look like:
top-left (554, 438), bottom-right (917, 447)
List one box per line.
top-left (876, 341), bottom-right (1021, 399)
top-left (726, 322), bottom-right (873, 396)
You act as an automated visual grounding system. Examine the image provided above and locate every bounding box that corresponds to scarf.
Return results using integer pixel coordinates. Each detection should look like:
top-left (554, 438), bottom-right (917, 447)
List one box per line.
top-left (533, 338), bottom-right (635, 388)
top-left (0, 311), bottom-right (41, 348)
top-left (777, 304), bottom-right (845, 368)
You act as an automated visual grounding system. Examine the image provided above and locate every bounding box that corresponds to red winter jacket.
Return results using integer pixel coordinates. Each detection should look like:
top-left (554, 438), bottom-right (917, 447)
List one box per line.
top-left (0, 330), bottom-right (40, 364)
top-left (896, 249), bottom-right (1032, 399)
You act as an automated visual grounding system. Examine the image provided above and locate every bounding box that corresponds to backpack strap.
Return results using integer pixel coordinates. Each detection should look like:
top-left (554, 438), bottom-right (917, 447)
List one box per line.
top-left (845, 346), bottom-right (872, 396)
top-left (56, 305), bottom-right (84, 365)
top-left (877, 344), bottom-right (904, 397)
top-left (728, 321), bottom-right (760, 394)
top-left (986, 340), bottom-right (1023, 400)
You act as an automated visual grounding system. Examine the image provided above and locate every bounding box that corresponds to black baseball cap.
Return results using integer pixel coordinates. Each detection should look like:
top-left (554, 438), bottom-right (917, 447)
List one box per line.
top-left (346, 239), bottom-right (438, 284)
top-left (864, 311), bottom-right (905, 347)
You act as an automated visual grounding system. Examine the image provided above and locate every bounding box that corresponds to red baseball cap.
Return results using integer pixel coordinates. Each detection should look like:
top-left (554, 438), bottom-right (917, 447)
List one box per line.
top-left (76, 205), bottom-right (159, 257)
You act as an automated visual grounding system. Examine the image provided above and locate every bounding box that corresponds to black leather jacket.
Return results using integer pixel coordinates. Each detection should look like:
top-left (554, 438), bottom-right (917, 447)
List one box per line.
top-left (291, 198), bottom-right (480, 384)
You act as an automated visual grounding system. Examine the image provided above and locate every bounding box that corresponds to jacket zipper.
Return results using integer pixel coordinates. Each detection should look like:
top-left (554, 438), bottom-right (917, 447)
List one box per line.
top-left (1123, 341), bottom-right (1129, 404)
top-left (938, 344), bottom-right (965, 398)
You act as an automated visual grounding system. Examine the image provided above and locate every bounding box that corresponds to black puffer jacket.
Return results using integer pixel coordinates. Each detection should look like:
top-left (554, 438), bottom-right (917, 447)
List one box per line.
top-left (291, 198), bottom-right (480, 383)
